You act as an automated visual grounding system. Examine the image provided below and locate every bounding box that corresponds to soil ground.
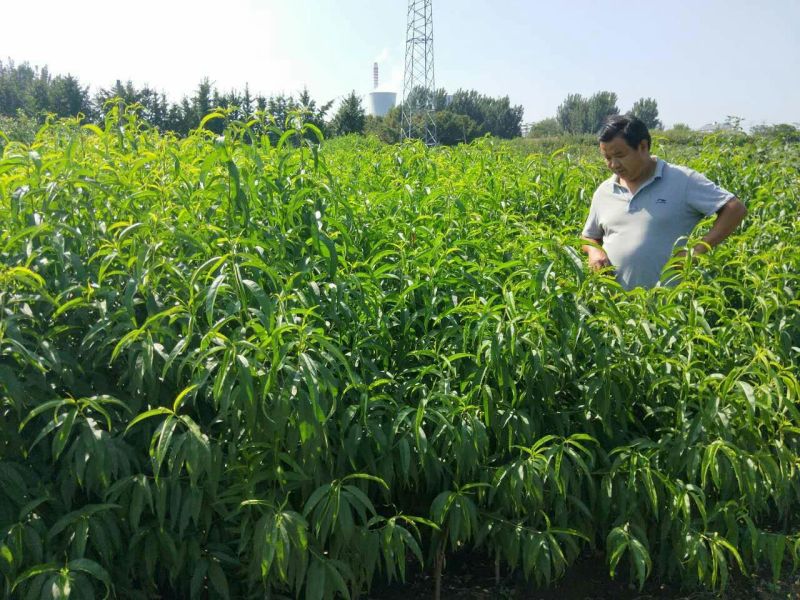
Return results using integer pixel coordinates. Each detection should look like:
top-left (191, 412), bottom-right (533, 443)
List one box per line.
top-left (367, 551), bottom-right (800, 600)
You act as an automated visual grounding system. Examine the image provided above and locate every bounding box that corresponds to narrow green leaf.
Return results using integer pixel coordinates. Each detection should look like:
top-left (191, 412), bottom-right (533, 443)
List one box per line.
top-left (207, 561), bottom-right (230, 600)
top-left (125, 407), bottom-right (174, 434)
top-left (173, 384), bottom-right (199, 414)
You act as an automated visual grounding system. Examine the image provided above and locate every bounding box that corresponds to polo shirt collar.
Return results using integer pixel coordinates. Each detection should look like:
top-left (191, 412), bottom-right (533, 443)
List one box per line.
top-left (652, 157), bottom-right (665, 179)
top-left (612, 157), bottom-right (664, 192)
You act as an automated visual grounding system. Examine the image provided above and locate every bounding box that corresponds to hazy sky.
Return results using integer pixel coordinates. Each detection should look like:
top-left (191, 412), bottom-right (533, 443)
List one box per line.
top-left (2, 0), bottom-right (798, 128)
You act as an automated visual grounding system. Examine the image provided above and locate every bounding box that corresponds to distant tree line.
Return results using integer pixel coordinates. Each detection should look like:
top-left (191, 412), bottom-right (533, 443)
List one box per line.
top-left (747, 123), bottom-right (800, 142)
top-left (5, 60), bottom-right (794, 146)
top-left (527, 92), bottom-right (799, 143)
top-left (0, 60), bottom-right (523, 146)
top-left (0, 59), bottom-right (339, 140)
top-left (526, 91), bottom-right (664, 138)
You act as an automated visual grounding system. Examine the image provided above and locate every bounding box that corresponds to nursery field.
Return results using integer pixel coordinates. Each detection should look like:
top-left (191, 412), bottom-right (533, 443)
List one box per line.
top-left (1, 108), bottom-right (799, 599)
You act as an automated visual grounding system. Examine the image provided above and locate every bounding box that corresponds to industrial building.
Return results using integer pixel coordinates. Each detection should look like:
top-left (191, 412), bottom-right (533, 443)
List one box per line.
top-left (366, 62), bottom-right (396, 118)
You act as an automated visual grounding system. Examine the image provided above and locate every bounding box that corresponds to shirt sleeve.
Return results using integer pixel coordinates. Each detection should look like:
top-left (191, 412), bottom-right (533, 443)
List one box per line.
top-left (685, 170), bottom-right (736, 217)
top-left (581, 193), bottom-right (604, 239)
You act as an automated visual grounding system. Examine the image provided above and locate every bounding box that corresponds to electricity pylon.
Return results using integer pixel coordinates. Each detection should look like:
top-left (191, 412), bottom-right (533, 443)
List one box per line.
top-left (401, 0), bottom-right (437, 145)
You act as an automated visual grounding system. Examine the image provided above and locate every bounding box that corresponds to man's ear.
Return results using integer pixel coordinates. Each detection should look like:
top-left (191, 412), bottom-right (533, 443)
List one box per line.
top-left (638, 139), bottom-right (650, 153)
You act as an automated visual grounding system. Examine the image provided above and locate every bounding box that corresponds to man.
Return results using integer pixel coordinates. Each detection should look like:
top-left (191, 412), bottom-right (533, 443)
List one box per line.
top-left (581, 115), bottom-right (747, 290)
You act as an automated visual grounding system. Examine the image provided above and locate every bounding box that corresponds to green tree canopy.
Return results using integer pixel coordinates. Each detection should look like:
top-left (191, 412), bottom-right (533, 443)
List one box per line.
top-left (403, 86), bottom-right (447, 113)
top-left (527, 117), bottom-right (562, 137)
top-left (630, 97), bottom-right (663, 130)
top-left (194, 78), bottom-right (216, 131)
top-left (396, 87), bottom-right (522, 143)
top-left (433, 110), bottom-right (479, 145)
top-left (556, 93), bottom-right (589, 134)
top-left (0, 60), bottom-right (40, 115)
top-left (49, 74), bottom-right (92, 119)
top-left (95, 79), bottom-right (141, 109)
top-left (332, 90), bottom-right (366, 136)
top-left (588, 91), bottom-right (619, 134)
top-left (297, 87), bottom-right (334, 138)
top-left (556, 91), bottom-right (622, 134)
top-left (750, 123), bottom-right (800, 142)
top-left (0, 60), bottom-right (79, 118)
top-left (447, 89), bottom-right (523, 139)
top-left (364, 108), bottom-right (402, 144)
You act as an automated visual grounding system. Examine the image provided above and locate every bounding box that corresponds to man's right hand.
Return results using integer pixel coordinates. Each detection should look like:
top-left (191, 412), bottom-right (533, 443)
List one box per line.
top-left (587, 248), bottom-right (613, 272)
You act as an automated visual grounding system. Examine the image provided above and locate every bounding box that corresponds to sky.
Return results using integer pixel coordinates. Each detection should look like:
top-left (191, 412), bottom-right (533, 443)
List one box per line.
top-left (2, 0), bottom-right (798, 129)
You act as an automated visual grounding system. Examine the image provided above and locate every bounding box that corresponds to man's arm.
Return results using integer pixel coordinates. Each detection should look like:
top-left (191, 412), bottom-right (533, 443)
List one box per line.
top-left (685, 198), bottom-right (747, 255)
top-left (581, 195), bottom-right (613, 272)
top-left (581, 236), bottom-right (613, 271)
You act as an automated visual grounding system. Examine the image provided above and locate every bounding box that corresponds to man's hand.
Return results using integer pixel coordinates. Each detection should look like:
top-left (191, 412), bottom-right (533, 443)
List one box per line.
top-left (671, 198), bottom-right (746, 268)
top-left (587, 247), bottom-right (613, 272)
top-left (700, 198), bottom-right (747, 249)
top-left (667, 248), bottom-right (693, 272)
top-left (581, 237), bottom-right (614, 273)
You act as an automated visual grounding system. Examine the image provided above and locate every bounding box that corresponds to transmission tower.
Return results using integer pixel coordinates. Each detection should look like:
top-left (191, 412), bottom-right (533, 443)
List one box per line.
top-left (401, 0), bottom-right (437, 145)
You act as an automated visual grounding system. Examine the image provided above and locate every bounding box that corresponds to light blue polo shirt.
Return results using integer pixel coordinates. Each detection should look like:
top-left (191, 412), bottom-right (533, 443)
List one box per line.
top-left (582, 158), bottom-right (735, 290)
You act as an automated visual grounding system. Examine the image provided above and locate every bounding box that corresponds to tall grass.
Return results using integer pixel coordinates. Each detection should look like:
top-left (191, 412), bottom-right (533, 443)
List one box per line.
top-left (1, 105), bottom-right (798, 598)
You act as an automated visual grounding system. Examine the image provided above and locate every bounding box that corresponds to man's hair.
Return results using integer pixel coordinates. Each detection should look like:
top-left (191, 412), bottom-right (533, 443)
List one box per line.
top-left (598, 115), bottom-right (651, 150)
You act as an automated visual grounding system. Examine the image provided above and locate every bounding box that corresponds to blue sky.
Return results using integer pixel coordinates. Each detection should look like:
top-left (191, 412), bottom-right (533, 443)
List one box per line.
top-left (2, 0), bottom-right (798, 128)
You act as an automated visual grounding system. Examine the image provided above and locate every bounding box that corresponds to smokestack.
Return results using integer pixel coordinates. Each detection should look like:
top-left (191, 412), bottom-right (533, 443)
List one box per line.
top-left (373, 62), bottom-right (379, 89)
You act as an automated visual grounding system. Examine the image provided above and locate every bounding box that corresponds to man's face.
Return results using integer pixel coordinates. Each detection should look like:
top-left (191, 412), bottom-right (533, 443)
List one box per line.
top-left (599, 135), bottom-right (650, 182)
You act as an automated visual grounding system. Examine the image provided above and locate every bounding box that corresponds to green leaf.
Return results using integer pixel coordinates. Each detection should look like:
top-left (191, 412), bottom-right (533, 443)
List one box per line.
top-left (11, 563), bottom-right (59, 590)
top-left (628, 537), bottom-right (651, 590)
top-left (207, 561), bottom-right (230, 600)
top-left (305, 558), bottom-right (326, 600)
top-left (324, 560), bottom-right (351, 599)
top-left (342, 473), bottom-right (389, 489)
top-left (342, 484), bottom-right (376, 518)
top-left (606, 527), bottom-right (628, 578)
top-left (82, 123), bottom-right (105, 136)
top-left (19, 399), bottom-right (72, 432)
top-left (73, 518), bottom-right (89, 558)
top-left (199, 111), bottom-right (226, 130)
top-left (152, 416), bottom-right (178, 477)
top-left (737, 380), bottom-right (756, 413)
top-left (48, 504), bottom-right (119, 540)
top-left (125, 407), bottom-right (174, 434)
top-left (52, 296), bottom-right (87, 319)
top-left (206, 272), bottom-right (227, 324)
top-left (190, 559), bottom-right (208, 599)
top-left (303, 484), bottom-right (332, 517)
top-left (52, 408), bottom-right (77, 460)
top-left (173, 384), bottom-right (199, 413)
top-left (0, 544), bottom-right (14, 571)
top-left (67, 557), bottom-right (112, 593)
top-left (768, 534), bottom-right (786, 582)
top-left (4, 266), bottom-right (46, 288)
top-left (18, 497), bottom-right (49, 522)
